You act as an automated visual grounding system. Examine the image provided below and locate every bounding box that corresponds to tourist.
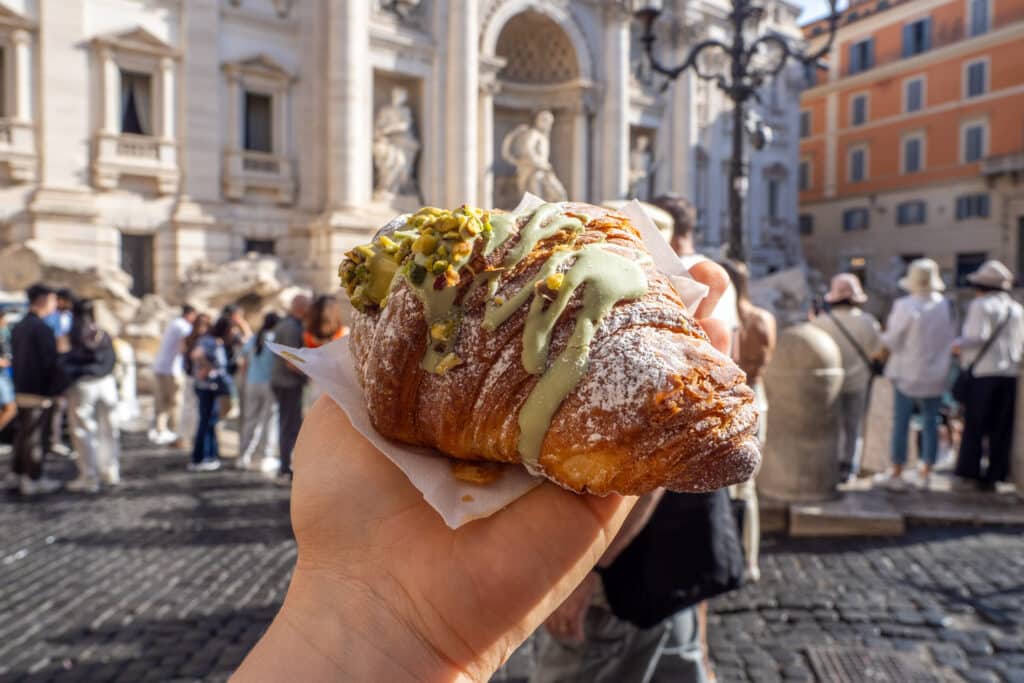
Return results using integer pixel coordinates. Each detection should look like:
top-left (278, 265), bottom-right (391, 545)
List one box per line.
top-left (150, 304), bottom-right (197, 447)
top-left (8, 283), bottom-right (63, 495)
top-left (218, 304), bottom-right (252, 379)
top-left (811, 273), bottom-right (883, 482)
top-left (44, 287), bottom-right (75, 457)
top-left (271, 294), bottom-right (310, 480)
top-left (238, 312), bottom-right (281, 473)
top-left (954, 260), bottom-right (1024, 491)
top-left (62, 300), bottom-right (119, 493)
top-left (721, 259), bottom-right (775, 583)
top-left (303, 294), bottom-right (348, 349)
top-left (235, 264), bottom-right (733, 682)
top-left (878, 258), bottom-right (956, 490)
top-left (0, 307), bottom-right (16, 437)
top-left (184, 313), bottom-right (226, 471)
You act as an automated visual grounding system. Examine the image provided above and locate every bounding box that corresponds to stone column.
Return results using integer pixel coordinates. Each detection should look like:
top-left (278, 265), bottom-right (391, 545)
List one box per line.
top-left (667, 70), bottom-right (696, 197)
top-left (445, 0), bottom-right (479, 207)
top-left (159, 57), bottom-right (175, 140)
top-left (569, 102), bottom-right (590, 201)
top-left (11, 29), bottom-right (31, 122)
top-left (328, 0), bottom-right (371, 208)
top-left (180, 0), bottom-right (221, 201)
top-left (225, 70), bottom-right (240, 150)
top-left (598, 5), bottom-right (630, 201)
top-left (101, 47), bottom-right (120, 135)
top-left (478, 79), bottom-right (496, 208)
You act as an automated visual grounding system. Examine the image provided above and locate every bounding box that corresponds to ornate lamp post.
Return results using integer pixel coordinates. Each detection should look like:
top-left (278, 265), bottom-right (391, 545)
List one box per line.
top-left (634, 0), bottom-right (839, 262)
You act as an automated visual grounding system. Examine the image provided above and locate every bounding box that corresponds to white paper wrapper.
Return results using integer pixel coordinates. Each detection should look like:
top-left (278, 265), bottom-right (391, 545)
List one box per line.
top-left (269, 195), bottom-right (709, 528)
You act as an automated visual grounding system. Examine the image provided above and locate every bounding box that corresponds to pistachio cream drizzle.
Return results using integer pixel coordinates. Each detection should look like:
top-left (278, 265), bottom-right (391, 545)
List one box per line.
top-left (339, 203), bottom-right (649, 473)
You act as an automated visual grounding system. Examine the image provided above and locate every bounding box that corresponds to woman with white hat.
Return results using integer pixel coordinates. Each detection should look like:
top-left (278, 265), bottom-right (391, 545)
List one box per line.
top-left (878, 258), bottom-right (956, 490)
top-left (812, 273), bottom-right (883, 482)
top-left (954, 259), bottom-right (1024, 491)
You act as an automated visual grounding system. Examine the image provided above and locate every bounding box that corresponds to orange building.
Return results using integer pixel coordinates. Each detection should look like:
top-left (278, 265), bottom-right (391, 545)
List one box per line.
top-left (798, 0), bottom-right (1024, 290)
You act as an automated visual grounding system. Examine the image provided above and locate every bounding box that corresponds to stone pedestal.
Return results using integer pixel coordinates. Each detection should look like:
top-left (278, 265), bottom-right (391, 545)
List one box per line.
top-left (1012, 375), bottom-right (1024, 491)
top-left (758, 323), bottom-right (844, 502)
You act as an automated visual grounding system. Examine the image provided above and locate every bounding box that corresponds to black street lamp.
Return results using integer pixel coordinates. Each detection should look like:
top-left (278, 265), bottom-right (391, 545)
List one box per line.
top-left (634, 0), bottom-right (840, 262)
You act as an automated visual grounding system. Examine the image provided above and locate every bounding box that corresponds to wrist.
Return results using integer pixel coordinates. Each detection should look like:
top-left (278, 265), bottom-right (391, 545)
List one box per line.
top-left (236, 566), bottom-right (471, 682)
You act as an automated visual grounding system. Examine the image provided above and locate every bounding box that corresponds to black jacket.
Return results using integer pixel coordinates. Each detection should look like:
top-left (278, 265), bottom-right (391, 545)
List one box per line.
top-left (11, 312), bottom-right (60, 396)
top-left (60, 331), bottom-right (115, 383)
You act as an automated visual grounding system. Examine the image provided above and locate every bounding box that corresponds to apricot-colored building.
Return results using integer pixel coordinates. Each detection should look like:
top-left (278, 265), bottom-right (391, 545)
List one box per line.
top-left (799, 0), bottom-right (1024, 290)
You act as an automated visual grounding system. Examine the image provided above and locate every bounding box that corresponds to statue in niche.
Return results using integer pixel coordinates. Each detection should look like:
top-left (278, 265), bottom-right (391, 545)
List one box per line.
top-left (629, 134), bottom-right (653, 199)
top-left (372, 86), bottom-right (420, 200)
top-left (501, 110), bottom-right (568, 202)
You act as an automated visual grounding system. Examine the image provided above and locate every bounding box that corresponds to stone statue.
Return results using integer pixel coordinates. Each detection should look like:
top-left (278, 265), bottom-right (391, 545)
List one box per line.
top-left (373, 86), bottom-right (420, 200)
top-left (629, 134), bottom-right (653, 199)
top-left (501, 110), bottom-right (568, 202)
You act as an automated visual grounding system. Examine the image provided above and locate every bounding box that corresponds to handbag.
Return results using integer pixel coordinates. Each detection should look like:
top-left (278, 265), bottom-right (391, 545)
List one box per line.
top-left (952, 312), bottom-right (1010, 404)
top-left (598, 489), bottom-right (746, 629)
top-left (827, 312), bottom-right (885, 377)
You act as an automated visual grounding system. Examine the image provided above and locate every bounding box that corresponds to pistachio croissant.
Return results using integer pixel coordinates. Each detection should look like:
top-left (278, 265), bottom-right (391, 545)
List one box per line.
top-left (340, 202), bottom-right (760, 495)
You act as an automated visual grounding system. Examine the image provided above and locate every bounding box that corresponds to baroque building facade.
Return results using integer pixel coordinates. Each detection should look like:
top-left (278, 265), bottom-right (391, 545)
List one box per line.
top-left (0, 0), bottom-right (803, 299)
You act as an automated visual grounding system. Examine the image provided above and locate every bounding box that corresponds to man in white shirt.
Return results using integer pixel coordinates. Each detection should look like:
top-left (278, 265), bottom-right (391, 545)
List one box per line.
top-left (954, 260), bottom-right (1024, 491)
top-left (150, 305), bottom-right (197, 446)
top-left (879, 259), bottom-right (956, 489)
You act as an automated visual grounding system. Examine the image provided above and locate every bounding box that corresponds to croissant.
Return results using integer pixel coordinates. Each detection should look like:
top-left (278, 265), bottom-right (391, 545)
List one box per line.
top-left (339, 202), bottom-right (760, 495)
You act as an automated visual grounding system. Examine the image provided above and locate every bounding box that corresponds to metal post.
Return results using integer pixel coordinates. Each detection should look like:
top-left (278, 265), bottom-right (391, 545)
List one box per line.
top-left (729, 97), bottom-right (746, 262)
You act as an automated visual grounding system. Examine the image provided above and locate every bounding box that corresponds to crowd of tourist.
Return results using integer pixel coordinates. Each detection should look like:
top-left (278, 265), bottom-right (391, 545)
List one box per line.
top-left (0, 283), bottom-right (348, 495)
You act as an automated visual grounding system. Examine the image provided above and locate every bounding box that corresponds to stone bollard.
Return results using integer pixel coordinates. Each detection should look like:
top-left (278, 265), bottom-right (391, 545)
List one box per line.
top-left (1011, 374), bottom-right (1024, 492)
top-left (757, 323), bottom-right (844, 502)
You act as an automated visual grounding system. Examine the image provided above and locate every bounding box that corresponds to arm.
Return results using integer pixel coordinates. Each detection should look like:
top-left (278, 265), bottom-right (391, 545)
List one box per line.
top-left (879, 300), bottom-right (909, 352)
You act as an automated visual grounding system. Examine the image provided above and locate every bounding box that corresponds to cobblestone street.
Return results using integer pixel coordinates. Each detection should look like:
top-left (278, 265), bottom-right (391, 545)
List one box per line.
top-left (2, 436), bottom-right (1023, 682)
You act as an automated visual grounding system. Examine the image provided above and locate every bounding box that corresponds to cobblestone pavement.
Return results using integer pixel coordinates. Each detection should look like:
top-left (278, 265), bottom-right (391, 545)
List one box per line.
top-left (2, 436), bottom-right (1024, 682)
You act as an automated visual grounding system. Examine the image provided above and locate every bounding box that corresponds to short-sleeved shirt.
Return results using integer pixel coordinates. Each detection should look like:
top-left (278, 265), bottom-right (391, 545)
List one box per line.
top-left (44, 310), bottom-right (72, 338)
top-left (271, 315), bottom-right (306, 389)
top-left (242, 333), bottom-right (276, 385)
top-left (812, 307), bottom-right (883, 394)
top-left (153, 317), bottom-right (193, 376)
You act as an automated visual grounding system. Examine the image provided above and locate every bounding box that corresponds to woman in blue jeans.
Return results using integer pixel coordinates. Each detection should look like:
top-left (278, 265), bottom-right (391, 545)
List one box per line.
top-left (186, 316), bottom-right (231, 472)
top-left (878, 259), bottom-right (956, 490)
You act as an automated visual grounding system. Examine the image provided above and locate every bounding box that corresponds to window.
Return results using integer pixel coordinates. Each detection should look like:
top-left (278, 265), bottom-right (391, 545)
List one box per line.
top-left (799, 214), bottom-right (814, 235)
top-left (969, 0), bottom-right (990, 36)
top-left (767, 179), bottom-right (780, 221)
top-left (956, 193), bottom-right (990, 219)
top-left (956, 252), bottom-right (988, 286)
top-left (962, 121), bottom-right (987, 163)
top-left (896, 200), bottom-right (927, 225)
top-left (849, 146), bottom-right (867, 183)
top-left (120, 70), bottom-right (152, 136)
top-left (120, 233), bottom-right (155, 297)
top-left (902, 18), bottom-right (932, 57)
top-left (800, 110), bottom-right (811, 138)
top-left (965, 60), bottom-right (987, 98)
top-left (843, 208), bottom-right (870, 231)
top-left (848, 38), bottom-right (874, 75)
top-left (851, 94), bottom-right (868, 126)
top-left (799, 160), bottom-right (811, 191)
top-left (244, 92), bottom-right (273, 153)
top-left (902, 134), bottom-right (924, 174)
top-left (846, 256), bottom-right (868, 284)
top-left (244, 238), bottom-right (275, 255)
top-left (904, 77), bottom-right (924, 112)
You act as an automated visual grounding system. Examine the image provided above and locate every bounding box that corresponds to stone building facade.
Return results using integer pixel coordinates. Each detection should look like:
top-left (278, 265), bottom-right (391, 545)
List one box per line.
top-left (0, 0), bottom-right (803, 299)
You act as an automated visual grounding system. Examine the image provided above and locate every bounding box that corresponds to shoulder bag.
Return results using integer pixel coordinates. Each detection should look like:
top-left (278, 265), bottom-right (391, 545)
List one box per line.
top-left (827, 313), bottom-right (885, 377)
top-left (952, 312), bottom-right (1010, 404)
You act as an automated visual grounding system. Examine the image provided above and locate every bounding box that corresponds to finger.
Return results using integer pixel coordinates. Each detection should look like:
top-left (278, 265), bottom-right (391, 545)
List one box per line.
top-left (699, 318), bottom-right (731, 355)
top-left (688, 260), bottom-right (729, 320)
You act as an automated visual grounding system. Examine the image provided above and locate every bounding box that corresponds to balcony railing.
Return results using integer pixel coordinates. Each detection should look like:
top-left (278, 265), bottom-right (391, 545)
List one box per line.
top-left (241, 152), bottom-right (281, 174)
top-left (115, 134), bottom-right (160, 159)
top-left (982, 152), bottom-right (1024, 177)
top-left (223, 148), bottom-right (295, 205)
top-left (93, 132), bottom-right (179, 194)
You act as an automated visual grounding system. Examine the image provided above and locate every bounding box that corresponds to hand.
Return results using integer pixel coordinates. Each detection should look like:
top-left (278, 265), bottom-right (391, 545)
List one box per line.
top-left (235, 262), bottom-right (732, 682)
top-left (544, 571), bottom-right (600, 644)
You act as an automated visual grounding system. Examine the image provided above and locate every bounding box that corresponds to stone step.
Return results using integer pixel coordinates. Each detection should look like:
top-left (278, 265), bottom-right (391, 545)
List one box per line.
top-left (789, 493), bottom-right (906, 537)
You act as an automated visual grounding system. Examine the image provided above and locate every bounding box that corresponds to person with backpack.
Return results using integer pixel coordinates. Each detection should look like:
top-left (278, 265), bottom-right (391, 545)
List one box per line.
top-left (186, 314), bottom-right (230, 472)
top-left (878, 259), bottom-right (956, 490)
top-left (62, 300), bottom-right (119, 493)
top-left (953, 260), bottom-right (1024, 491)
top-left (812, 273), bottom-right (883, 483)
top-left (238, 312), bottom-right (281, 473)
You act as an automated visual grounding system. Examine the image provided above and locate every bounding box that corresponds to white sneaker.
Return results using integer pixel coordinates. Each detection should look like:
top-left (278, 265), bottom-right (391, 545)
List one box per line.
top-left (101, 468), bottom-right (121, 486)
top-left (19, 476), bottom-right (62, 496)
top-left (66, 477), bottom-right (100, 494)
top-left (196, 459), bottom-right (222, 472)
top-left (50, 443), bottom-right (73, 458)
top-left (874, 471), bottom-right (908, 492)
top-left (157, 430), bottom-right (178, 445)
top-left (259, 457), bottom-right (281, 474)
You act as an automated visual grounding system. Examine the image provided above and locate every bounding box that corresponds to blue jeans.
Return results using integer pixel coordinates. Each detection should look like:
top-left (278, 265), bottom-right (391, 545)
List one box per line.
top-left (891, 389), bottom-right (942, 467)
top-left (192, 387), bottom-right (220, 465)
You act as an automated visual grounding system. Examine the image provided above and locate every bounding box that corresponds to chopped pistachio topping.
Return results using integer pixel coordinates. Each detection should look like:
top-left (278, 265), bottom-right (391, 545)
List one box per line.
top-left (434, 352), bottom-right (463, 374)
top-left (545, 273), bottom-right (564, 292)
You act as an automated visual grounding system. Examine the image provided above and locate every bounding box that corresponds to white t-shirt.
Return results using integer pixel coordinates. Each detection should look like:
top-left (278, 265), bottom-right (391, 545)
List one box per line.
top-left (152, 317), bottom-right (193, 376)
top-left (881, 293), bottom-right (955, 398)
top-left (960, 292), bottom-right (1024, 378)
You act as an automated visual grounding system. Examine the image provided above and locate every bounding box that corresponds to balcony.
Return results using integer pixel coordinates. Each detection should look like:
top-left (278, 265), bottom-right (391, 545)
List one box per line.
top-left (92, 132), bottom-right (179, 194)
top-left (222, 149), bottom-right (295, 205)
top-left (982, 152), bottom-right (1024, 179)
top-left (0, 119), bottom-right (36, 183)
